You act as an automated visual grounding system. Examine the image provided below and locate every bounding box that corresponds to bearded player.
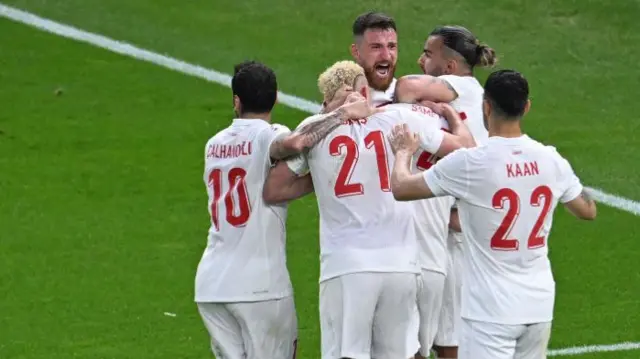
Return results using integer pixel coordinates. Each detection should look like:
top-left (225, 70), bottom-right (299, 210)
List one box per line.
top-left (264, 60), bottom-right (475, 359)
top-left (350, 11), bottom-right (398, 107)
top-left (395, 26), bottom-right (498, 359)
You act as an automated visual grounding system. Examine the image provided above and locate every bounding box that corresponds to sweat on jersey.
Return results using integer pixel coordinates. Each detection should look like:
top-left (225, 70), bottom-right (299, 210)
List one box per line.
top-left (423, 135), bottom-right (584, 325)
top-left (195, 119), bottom-right (294, 303)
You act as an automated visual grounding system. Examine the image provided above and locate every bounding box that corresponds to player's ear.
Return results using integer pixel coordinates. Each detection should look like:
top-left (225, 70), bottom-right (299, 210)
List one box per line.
top-left (233, 95), bottom-right (241, 114)
top-left (354, 74), bottom-right (368, 99)
top-left (523, 99), bottom-right (531, 116)
top-left (350, 43), bottom-right (359, 59)
top-left (483, 99), bottom-right (491, 117)
top-left (446, 58), bottom-right (458, 75)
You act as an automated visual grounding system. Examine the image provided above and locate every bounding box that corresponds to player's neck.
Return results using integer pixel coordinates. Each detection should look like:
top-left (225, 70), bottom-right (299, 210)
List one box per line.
top-left (489, 119), bottom-right (523, 138)
top-left (237, 112), bottom-right (271, 123)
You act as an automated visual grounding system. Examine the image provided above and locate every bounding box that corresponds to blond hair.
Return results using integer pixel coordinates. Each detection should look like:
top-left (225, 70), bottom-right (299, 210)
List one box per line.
top-left (317, 60), bottom-right (365, 101)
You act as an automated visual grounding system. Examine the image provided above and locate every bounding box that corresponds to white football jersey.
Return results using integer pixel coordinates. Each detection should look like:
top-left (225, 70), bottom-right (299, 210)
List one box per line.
top-left (287, 104), bottom-right (445, 282)
top-left (439, 75), bottom-right (488, 145)
top-left (393, 103), bottom-right (454, 274)
top-left (195, 119), bottom-right (293, 302)
top-left (440, 74), bottom-right (488, 245)
top-left (370, 78), bottom-right (397, 107)
top-left (423, 135), bottom-right (584, 324)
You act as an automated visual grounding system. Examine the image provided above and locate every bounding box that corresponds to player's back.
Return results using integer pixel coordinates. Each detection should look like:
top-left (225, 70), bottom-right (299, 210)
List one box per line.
top-left (456, 135), bottom-right (578, 323)
top-left (305, 105), bottom-right (438, 280)
top-left (195, 119), bottom-right (292, 302)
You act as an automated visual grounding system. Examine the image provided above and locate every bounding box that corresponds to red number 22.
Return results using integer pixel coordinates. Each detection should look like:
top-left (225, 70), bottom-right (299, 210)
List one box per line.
top-left (329, 131), bottom-right (390, 197)
top-left (490, 185), bottom-right (553, 250)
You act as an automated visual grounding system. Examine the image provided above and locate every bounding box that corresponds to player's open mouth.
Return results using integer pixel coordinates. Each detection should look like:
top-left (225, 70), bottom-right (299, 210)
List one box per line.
top-left (375, 64), bottom-right (390, 77)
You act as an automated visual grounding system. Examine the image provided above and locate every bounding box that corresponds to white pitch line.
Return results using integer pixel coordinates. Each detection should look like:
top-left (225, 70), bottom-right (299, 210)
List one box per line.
top-left (548, 341), bottom-right (640, 356)
top-left (2, 7), bottom-right (640, 218)
top-left (1, 2), bottom-right (639, 357)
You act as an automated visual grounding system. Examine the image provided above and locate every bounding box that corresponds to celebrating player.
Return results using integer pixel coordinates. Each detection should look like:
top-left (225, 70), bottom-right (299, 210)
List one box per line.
top-left (264, 60), bottom-right (474, 359)
top-left (350, 11), bottom-right (398, 107)
top-left (194, 60), bottom-right (379, 359)
top-left (389, 69), bottom-right (597, 359)
top-left (394, 25), bottom-right (498, 359)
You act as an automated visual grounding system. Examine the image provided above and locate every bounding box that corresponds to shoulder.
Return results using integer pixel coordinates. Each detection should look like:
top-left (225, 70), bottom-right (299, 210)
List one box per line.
top-left (295, 114), bottom-right (325, 129)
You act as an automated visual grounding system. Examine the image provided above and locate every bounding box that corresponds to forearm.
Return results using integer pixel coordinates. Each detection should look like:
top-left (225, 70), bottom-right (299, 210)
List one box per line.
top-left (445, 110), bottom-right (475, 148)
top-left (280, 175), bottom-right (314, 202)
top-left (264, 162), bottom-right (313, 204)
top-left (391, 150), bottom-right (433, 201)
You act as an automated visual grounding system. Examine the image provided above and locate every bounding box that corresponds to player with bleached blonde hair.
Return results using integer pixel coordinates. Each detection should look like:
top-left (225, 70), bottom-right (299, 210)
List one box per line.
top-left (264, 60), bottom-right (475, 359)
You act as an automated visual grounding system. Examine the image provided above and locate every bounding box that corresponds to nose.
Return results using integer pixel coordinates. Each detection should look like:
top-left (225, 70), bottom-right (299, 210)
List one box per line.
top-left (379, 47), bottom-right (392, 61)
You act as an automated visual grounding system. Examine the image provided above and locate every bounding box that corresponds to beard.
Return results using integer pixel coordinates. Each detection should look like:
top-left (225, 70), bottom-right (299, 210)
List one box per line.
top-left (424, 64), bottom-right (446, 77)
top-left (364, 64), bottom-right (396, 91)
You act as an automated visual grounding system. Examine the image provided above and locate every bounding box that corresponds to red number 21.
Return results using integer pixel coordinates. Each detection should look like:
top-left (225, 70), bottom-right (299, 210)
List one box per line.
top-left (329, 131), bottom-right (390, 197)
top-left (208, 168), bottom-right (251, 230)
top-left (490, 185), bottom-right (553, 250)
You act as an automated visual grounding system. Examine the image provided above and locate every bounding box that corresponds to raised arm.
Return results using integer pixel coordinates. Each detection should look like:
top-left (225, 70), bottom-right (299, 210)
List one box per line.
top-left (394, 75), bottom-right (458, 104)
top-left (269, 94), bottom-right (383, 160)
top-left (428, 102), bottom-right (475, 157)
top-left (389, 123), bottom-right (469, 201)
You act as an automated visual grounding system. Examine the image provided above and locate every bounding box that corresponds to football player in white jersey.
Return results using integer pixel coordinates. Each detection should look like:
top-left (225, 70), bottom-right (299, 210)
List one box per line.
top-left (389, 69), bottom-right (597, 359)
top-left (194, 61), bottom-right (381, 359)
top-left (264, 60), bottom-right (475, 359)
top-left (395, 25), bottom-right (498, 359)
top-left (350, 11), bottom-right (398, 107)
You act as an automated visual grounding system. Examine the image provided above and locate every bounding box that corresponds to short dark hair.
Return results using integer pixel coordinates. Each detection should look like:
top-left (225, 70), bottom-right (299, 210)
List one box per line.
top-left (352, 11), bottom-right (396, 37)
top-left (484, 70), bottom-right (529, 118)
top-left (231, 61), bottom-right (277, 114)
top-left (430, 25), bottom-right (497, 68)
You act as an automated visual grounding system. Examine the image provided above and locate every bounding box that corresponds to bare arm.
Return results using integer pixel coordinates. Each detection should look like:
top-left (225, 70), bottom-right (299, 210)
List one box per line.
top-left (263, 161), bottom-right (314, 204)
top-left (391, 148), bottom-right (436, 201)
top-left (563, 189), bottom-right (597, 220)
top-left (432, 103), bottom-right (475, 158)
top-left (269, 96), bottom-right (383, 160)
top-left (268, 109), bottom-right (345, 160)
top-left (394, 75), bottom-right (458, 104)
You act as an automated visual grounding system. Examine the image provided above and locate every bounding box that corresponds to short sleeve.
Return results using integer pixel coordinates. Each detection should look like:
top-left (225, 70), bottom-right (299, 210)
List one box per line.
top-left (558, 157), bottom-right (584, 203)
top-left (402, 109), bottom-right (445, 154)
top-left (423, 148), bottom-right (469, 199)
top-left (286, 152), bottom-right (310, 176)
top-left (256, 123), bottom-right (291, 166)
top-left (438, 75), bottom-right (466, 98)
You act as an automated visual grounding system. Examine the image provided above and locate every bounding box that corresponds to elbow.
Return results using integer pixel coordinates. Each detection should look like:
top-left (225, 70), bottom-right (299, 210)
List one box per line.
top-left (391, 183), bottom-right (411, 201)
top-left (582, 207), bottom-right (597, 221)
top-left (262, 182), bottom-right (283, 205)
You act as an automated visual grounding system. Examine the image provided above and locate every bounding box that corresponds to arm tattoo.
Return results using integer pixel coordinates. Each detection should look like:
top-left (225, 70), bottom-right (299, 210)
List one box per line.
top-left (431, 77), bottom-right (457, 97)
top-left (294, 108), bottom-right (346, 148)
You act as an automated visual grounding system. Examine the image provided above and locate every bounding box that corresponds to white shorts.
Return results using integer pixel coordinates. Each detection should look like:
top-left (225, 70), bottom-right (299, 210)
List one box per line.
top-left (459, 319), bottom-right (552, 359)
top-left (407, 270), bottom-right (447, 357)
top-left (434, 232), bottom-right (463, 347)
top-left (197, 296), bottom-right (297, 359)
top-left (320, 272), bottom-right (418, 359)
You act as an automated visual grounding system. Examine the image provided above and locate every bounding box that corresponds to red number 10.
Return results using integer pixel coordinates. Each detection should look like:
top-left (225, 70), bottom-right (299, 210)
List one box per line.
top-left (491, 185), bottom-right (553, 250)
top-left (329, 131), bottom-right (390, 197)
top-left (208, 168), bottom-right (251, 230)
